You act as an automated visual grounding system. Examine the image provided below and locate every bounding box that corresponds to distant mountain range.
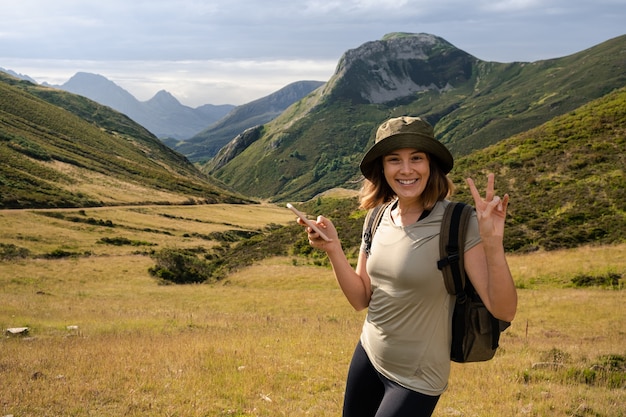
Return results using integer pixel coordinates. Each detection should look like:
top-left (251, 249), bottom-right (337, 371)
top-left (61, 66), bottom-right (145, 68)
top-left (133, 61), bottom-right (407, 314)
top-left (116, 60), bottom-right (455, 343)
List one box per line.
top-left (0, 67), bottom-right (37, 84)
top-left (55, 72), bottom-right (235, 140)
top-left (50, 73), bottom-right (325, 161)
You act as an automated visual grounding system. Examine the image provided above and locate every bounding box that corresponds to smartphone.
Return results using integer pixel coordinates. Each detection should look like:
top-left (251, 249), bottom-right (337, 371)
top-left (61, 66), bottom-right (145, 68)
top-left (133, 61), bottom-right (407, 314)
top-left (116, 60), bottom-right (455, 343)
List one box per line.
top-left (286, 203), bottom-right (331, 241)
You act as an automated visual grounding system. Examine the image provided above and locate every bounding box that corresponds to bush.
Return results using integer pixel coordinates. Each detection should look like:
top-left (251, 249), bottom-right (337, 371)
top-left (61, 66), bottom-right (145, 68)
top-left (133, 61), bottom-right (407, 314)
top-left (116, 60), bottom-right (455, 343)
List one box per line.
top-left (97, 237), bottom-right (155, 246)
top-left (0, 243), bottom-right (30, 260)
top-left (43, 249), bottom-right (82, 259)
top-left (571, 272), bottom-right (623, 288)
top-left (148, 248), bottom-right (214, 284)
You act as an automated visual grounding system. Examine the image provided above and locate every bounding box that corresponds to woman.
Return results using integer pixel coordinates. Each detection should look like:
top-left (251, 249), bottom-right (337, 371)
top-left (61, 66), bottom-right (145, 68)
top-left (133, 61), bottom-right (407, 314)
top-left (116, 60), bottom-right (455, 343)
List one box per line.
top-left (296, 116), bottom-right (517, 417)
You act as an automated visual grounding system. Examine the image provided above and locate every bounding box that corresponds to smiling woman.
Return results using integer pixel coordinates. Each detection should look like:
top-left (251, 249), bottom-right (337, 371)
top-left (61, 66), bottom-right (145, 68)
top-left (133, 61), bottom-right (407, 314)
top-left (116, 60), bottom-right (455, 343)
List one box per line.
top-left (293, 116), bottom-right (517, 417)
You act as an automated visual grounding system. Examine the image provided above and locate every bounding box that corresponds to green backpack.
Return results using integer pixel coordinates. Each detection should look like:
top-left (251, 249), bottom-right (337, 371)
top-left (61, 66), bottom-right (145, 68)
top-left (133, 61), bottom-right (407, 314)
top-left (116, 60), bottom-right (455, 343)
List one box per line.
top-left (363, 201), bottom-right (510, 363)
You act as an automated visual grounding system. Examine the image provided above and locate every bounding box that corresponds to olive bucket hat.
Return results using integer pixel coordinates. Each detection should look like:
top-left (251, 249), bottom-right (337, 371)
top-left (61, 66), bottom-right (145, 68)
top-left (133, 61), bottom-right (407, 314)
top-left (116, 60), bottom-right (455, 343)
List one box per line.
top-left (359, 116), bottom-right (454, 180)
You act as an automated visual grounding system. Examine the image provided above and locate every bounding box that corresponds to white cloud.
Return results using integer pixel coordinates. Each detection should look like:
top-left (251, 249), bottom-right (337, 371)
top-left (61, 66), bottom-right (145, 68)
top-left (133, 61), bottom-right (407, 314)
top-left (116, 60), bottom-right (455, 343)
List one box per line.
top-left (0, 57), bottom-right (336, 106)
top-left (479, 0), bottom-right (544, 12)
top-left (1, 0), bottom-right (624, 106)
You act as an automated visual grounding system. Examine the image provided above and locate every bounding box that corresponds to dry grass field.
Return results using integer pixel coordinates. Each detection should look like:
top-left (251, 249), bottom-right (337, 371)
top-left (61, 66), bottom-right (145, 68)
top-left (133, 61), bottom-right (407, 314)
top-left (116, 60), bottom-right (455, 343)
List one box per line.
top-left (1, 204), bottom-right (624, 416)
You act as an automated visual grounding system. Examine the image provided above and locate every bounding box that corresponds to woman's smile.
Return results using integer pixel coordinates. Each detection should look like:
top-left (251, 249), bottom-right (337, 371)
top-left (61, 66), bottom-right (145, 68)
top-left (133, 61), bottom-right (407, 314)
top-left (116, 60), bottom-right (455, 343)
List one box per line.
top-left (383, 148), bottom-right (430, 201)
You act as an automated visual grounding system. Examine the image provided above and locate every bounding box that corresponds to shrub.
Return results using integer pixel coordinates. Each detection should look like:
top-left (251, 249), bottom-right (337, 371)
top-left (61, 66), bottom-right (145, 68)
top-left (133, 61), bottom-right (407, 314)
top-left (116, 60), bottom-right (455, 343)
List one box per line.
top-left (0, 243), bottom-right (30, 260)
top-left (524, 351), bottom-right (626, 388)
top-left (42, 249), bottom-right (83, 259)
top-left (571, 272), bottom-right (623, 288)
top-left (97, 237), bottom-right (155, 246)
top-left (148, 248), bottom-right (214, 284)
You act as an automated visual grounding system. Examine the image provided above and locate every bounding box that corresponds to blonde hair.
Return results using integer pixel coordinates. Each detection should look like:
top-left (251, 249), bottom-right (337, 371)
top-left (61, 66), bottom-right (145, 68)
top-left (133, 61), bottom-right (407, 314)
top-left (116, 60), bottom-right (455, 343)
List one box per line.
top-left (358, 153), bottom-right (455, 210)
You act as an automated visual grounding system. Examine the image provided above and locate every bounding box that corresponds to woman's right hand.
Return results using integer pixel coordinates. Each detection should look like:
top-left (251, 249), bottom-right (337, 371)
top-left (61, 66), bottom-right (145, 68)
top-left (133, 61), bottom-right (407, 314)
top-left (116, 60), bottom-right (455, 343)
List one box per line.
top-left (296, 215), bottom-right (340, 252)
top-left (294, 215), bottom-right (372, 310)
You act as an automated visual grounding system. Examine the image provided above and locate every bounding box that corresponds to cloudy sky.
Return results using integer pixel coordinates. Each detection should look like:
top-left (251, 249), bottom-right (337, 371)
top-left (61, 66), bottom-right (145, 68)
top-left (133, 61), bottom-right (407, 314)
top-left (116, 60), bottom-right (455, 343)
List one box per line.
top-left (1, 0), bottom-right (624, 107)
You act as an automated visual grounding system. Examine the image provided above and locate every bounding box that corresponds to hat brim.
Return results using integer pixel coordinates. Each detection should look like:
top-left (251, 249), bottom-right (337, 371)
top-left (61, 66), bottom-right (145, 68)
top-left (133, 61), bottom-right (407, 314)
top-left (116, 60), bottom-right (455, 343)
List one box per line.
top-left (359, 133), bottom-right (453, 179)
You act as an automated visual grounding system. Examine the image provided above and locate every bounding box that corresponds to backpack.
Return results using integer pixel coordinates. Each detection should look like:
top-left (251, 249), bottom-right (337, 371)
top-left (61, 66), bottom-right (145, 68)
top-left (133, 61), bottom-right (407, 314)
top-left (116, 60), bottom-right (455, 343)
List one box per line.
top-left (363, 201), bottom-right (510, 363)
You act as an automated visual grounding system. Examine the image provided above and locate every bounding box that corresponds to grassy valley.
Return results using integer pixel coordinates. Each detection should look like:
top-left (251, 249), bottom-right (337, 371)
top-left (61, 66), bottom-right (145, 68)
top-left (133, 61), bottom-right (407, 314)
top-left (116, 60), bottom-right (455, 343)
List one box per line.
top-left (0, 205), bottom-right (624, 416)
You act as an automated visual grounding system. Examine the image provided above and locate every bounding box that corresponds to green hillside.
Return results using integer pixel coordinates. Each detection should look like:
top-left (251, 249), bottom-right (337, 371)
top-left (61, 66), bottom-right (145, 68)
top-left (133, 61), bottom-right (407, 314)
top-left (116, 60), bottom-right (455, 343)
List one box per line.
top-left (205, 88), bottom-right (626, 276)
top-left (450, 87), bottom-right (626, 252)
top-left (437, 34), bottom-right (626, 155)
top-left (0, 74), bottom-right (250, 208)
top-left (210, 34), bottom-right (626, 202)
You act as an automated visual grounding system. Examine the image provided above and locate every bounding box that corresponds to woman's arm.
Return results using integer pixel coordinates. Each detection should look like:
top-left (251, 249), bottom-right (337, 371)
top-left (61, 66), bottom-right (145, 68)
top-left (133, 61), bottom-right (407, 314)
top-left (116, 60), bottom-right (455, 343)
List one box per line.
top-left (296, 216), bottom-right (372, 311)
top-left (463, 174), bottom-right (518, 322)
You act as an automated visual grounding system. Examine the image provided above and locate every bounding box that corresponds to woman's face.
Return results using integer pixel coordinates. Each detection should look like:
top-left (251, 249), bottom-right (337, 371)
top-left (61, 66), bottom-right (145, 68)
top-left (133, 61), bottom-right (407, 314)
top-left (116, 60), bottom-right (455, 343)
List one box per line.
top-left (382, 148), bottom-right (430, 202)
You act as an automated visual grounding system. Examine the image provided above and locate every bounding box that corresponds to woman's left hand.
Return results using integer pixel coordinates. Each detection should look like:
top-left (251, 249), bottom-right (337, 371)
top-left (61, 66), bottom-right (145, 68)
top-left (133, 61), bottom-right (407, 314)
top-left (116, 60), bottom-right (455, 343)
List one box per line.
top-left (465, 173), bottom-right (517, 322)
top-left (466, 173), bottom-right (509, 240)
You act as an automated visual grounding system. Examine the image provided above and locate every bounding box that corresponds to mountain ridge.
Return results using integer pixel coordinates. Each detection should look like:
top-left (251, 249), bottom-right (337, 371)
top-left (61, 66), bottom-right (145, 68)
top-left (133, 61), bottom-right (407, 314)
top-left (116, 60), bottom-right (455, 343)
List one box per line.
top-left (209, 32), bottom-right (626, 201)
top-left (449, 86), bottom-right (626, 252)
top-left (58, 72), bottom-right (235, 140)
top-left (173, 80), bottom-right (325, 162)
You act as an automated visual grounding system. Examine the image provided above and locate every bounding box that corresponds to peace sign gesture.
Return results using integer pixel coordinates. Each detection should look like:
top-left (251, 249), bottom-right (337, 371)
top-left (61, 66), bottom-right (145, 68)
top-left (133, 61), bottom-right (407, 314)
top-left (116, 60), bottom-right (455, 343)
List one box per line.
top-left (466, 173), bottom-right (509, 240)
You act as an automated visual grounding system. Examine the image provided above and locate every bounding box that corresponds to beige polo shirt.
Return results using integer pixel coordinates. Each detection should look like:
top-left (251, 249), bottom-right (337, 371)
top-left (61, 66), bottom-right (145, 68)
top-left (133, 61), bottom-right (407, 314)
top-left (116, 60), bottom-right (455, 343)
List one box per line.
top-left (360, 200), bottom-right (481, 396)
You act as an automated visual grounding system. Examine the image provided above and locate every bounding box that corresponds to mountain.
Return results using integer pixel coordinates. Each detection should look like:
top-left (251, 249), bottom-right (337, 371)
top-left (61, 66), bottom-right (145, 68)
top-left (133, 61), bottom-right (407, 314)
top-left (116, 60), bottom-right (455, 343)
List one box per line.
top-left (58, 72), bottom-right (234, 140)
top-left (1, 33), bottom-right (624, 252)
top-left (174, 80), bottom-right (325, 162)
top-left (247, 87), bottom-right (626, 256)
top-left (0, 67), bottom-right (37, 84)
top-left (0, 72), bottom-right (250, 209)
top-left (207, 32), bottom-right (626, 202)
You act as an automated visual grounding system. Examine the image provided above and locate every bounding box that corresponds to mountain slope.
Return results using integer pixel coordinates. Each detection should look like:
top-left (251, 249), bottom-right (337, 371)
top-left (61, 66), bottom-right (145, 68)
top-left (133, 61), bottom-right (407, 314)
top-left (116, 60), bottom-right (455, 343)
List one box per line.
top-left (449, 86), bottom-right (626, 252)
top-left (209, 33), bottom-right (626, 201)
top-left (175, 80), bottom-right (325, 162)
top-left (59, 72), bottom-right (234, 140)
top-left (269, 88), bottom-right (626, 254)
top-left (0, 73), bottom-right (249, 209)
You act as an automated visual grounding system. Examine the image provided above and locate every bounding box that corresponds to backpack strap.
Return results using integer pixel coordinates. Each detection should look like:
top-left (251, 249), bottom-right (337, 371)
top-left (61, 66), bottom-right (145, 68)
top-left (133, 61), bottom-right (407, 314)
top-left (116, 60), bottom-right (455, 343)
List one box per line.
top-left (437, 202), bottom-right (474, 298)
top-left (363, 201), bottom-right (393, 257)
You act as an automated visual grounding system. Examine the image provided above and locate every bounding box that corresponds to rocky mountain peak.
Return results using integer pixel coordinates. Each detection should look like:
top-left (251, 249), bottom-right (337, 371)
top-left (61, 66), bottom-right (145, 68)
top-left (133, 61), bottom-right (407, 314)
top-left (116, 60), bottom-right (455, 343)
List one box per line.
top-left (326, 32), bottom-right (474, 104)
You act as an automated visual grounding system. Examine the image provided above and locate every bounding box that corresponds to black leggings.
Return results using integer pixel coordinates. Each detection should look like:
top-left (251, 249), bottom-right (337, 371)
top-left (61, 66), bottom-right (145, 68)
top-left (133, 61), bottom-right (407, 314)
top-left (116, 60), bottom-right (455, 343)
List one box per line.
top-left (342, 342), bottom-right (440, 417)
